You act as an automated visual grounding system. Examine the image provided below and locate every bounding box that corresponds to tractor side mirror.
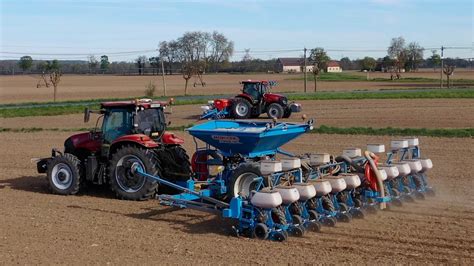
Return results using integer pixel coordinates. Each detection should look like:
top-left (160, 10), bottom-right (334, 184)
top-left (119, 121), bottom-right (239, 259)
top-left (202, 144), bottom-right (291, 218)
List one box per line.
top-left (84, 107), bottom-right (90, 123)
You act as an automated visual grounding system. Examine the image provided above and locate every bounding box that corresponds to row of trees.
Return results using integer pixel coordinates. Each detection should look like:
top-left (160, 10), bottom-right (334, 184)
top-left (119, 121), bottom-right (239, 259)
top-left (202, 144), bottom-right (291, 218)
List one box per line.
top-left (4, 35), bottom-right (471, 75)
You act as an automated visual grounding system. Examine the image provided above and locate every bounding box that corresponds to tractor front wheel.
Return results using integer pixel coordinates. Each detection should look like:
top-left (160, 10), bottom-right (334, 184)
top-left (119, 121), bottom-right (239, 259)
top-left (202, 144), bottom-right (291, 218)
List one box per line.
top-left (267, 103), bottom-right (284, 119)
top-left (109, 145), bottom-right (160, 200)
top-left (47, 153), bottom-right (82, 195)
top-left (231, 98), bottom-right (251, 119)
top-left (283, 108), bottom-right (292, 118)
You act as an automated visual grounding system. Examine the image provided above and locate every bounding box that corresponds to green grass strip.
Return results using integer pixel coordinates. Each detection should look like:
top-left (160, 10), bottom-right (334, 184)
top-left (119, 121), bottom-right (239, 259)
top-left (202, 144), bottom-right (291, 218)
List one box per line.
top-left (287, 72), bottom-right (474, 83)
top-left (1, 125), bottom-right (472, 138)
top-left (287, 89), bottom-right (474, 101)
top-left (1, 88), bottom-right (473, 118)
top-left (311, 125), bottom-right (474, 138)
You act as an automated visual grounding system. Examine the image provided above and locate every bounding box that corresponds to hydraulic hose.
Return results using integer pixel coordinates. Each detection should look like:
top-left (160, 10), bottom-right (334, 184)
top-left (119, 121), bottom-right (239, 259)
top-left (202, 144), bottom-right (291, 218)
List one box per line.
top-left (364, 151), bottom-right (386, 209)
top-left (335, 155), bottom-right (365, 173)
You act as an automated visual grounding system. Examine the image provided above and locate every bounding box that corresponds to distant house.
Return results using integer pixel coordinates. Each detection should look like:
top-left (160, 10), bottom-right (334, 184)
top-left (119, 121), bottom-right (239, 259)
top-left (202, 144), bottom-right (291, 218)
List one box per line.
top-left (276, 58), bottom-right (342, 73)
top-left (275, 58), bottom-right (311, 73)
top-left (326, 61), bottom-right (342, 72)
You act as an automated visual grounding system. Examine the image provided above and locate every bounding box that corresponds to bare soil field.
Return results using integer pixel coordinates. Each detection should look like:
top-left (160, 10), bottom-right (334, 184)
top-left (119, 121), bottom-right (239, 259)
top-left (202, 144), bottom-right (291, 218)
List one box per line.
top-left (0, 131), bottom-right (473, 264)
top-left (1, 71), bottom-right (472, 104)
top-left (3, 98), bottom-right (474, 130)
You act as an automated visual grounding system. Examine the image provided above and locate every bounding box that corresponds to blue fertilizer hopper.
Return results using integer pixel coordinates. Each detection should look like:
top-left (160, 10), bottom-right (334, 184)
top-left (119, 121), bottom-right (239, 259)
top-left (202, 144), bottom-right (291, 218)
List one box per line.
top-left (186, 120), bottom-right (313, 157)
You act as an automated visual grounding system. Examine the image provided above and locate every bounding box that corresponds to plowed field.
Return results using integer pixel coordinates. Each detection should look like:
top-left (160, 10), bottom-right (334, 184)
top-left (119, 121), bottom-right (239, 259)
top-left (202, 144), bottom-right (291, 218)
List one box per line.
top-left (0, 132), bottom-right (472, 264)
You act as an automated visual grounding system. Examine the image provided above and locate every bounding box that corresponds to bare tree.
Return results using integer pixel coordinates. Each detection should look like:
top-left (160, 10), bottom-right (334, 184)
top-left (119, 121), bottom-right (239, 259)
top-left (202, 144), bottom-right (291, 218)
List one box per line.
top-left (135, 56), bottom-right (147, 75)
top-left (406, 42), bottom-right (424, 71)
top-left (443, 65), bottom-right (455, 88)
top-left (160, 31), bottom-right (234, 89)
top-left (88, 55), bottom-right (98, 74)
top-left (182, 62), bottom-right (193, 96)
top-left (49, 70), bottom-right (62, 102)
top-left (36, 62), bottom-right (51, 88)
top-left (387, 36), bottom-right (407, 76)
top-left (208, 31), bottom-right (234, 72)
top-left (311, 64), bottom-right (320, 92)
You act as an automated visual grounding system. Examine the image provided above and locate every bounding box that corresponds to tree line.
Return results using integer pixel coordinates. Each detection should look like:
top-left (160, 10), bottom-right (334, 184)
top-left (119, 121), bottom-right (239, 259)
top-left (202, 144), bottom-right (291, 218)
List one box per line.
top-left (2, 35), bottom-right (472, 75)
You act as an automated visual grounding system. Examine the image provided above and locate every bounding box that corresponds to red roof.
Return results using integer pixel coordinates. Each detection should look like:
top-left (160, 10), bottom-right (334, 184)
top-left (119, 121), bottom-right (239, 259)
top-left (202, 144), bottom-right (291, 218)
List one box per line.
top-left (277, 58), bottom-right (303, 66)
top-left (327, 61), bottom-right (340, 67)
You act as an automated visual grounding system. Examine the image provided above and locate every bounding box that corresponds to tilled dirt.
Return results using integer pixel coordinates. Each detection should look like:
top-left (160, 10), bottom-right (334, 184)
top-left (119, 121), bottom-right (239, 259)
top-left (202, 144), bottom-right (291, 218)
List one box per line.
top-left (0, 131), bottom-right (472, 264)
top-left (2, 72), bottom-right (473, 103)
top-left (3, 98), bottom-right (474, 130)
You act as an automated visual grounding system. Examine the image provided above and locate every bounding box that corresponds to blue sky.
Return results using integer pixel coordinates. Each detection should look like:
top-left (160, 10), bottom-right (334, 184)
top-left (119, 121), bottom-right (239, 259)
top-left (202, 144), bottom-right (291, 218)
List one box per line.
top-left (1, 0), bottom-right (472, 61)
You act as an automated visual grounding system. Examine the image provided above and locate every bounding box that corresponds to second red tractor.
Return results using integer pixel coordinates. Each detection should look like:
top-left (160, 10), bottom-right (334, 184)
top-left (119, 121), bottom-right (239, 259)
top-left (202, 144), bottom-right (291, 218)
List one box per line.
top-left (201, 80), bottom-right (301, 120)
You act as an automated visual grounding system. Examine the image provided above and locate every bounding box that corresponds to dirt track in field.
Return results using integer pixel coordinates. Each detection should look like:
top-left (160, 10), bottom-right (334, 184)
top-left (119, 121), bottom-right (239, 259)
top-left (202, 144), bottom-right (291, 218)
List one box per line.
top-left (1, 71), bottom-right (473, 104)
top-left (3, 98), bottom-right (474, 130)
top-left (0, 131), bottom-right (473, 264)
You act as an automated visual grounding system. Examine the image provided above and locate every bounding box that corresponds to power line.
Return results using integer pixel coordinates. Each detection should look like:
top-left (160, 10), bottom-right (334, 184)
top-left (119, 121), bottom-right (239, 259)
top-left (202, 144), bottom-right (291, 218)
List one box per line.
top-left (0, 49), bottom-right (157, 56)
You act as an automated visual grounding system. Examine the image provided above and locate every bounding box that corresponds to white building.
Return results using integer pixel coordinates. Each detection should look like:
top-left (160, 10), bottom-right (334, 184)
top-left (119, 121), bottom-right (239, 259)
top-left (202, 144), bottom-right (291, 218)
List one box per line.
top-left (275, 58), bottom-right (311, 73)
top-left (276, 58), bottom-right (343, 73)
top-left (326, 61), bottom-right (342, 72)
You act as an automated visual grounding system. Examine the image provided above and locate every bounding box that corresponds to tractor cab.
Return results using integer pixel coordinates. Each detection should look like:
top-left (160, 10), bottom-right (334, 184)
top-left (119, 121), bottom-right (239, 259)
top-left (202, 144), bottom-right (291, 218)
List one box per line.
top-left (240, 80), bottom-right (275, 103)
top-left (85, 99), bottom-right (169, 144)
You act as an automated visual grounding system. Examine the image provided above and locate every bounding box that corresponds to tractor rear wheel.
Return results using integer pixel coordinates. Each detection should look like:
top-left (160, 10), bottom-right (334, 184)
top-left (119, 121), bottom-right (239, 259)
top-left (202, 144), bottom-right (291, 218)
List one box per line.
top-left (266, 103), bottom-right (284, 119)
top-left (158, 145), bottom-right (191, 182)
top-left (47, 153), bottom-right (82, 195)
top-left (231, 98), bottom-right (251, 119)
top-left (109, 145), bottom-right (160, 200)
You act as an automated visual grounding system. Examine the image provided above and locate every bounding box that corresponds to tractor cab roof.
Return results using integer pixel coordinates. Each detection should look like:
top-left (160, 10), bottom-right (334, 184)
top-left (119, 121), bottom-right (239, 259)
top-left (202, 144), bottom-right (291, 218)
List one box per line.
top-left (100, 99), bottom-right (171, 109)
top-left (241, 80), bottom-right (268, 84)
top-left (241, 80), bottom-right (277, 86)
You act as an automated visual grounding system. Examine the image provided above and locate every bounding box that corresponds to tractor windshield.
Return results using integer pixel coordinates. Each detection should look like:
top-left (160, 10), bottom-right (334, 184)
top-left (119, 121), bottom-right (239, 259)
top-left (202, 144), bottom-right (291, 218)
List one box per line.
top-left (242, 83), bottom-right (261, 100)
top-left (134, 108), bottom-right (166, 137)
top-left (103, 108), bottom-right (133, 143)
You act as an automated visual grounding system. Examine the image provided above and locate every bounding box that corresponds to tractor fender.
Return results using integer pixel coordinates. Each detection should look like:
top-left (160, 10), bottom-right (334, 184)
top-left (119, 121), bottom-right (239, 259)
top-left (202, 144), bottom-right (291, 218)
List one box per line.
top-left (162, 132), bottom-right (185, 144)
top-left (234, 94), bottom-right (254, 103)
top-left (110, 134), bottom-right (159, 155)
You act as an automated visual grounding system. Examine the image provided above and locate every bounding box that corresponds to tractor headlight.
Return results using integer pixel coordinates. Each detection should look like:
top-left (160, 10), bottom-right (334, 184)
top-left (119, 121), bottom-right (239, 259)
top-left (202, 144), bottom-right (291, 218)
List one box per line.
top-left (281, 97), bottom-right (288, 105)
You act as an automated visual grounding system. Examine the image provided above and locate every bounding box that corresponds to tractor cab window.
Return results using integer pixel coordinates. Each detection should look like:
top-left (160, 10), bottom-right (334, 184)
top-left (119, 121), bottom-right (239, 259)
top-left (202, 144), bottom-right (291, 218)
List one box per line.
top-left (102, 109), bottom-right (133, 143)
top-left (261, 83), bottom-right (270, 94)
top-left (243, 83), bottom-right (260, 101)
top-left (134, 108), bottom-right (166, 137)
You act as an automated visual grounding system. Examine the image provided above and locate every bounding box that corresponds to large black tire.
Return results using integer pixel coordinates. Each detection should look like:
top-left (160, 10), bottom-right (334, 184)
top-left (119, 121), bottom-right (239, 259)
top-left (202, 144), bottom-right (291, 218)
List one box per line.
top-left (156, 145), bottom-right (191, 182)
top-left (266, 103), bottom-right (284, 119)
top-left (283, 108), bottom-right (292, 118)
top-left (109, 145), bottom-right (160, 200)
top-left (227, 163), bottom-right (264, 199)
top-left (231, 98), bottom-right (252, 119)
top-left (47, 153), bottom-right (82, 195)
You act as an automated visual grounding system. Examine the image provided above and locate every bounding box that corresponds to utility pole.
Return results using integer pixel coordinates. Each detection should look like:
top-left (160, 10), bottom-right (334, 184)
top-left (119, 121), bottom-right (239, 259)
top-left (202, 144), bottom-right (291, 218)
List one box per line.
top-left (160, 56), bottom-right (167, 97)
top-left (440, 46), bottom-right (444, 88)
top-left (303, 47), bottom-right (307, 93)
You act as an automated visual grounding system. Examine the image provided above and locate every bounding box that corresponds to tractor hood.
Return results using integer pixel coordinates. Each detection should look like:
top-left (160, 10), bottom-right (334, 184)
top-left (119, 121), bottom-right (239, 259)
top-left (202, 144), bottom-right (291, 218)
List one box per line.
top-left (263, 93), bottom-right (287, 104)
top-left (65, 132), bottom-right (101, 153)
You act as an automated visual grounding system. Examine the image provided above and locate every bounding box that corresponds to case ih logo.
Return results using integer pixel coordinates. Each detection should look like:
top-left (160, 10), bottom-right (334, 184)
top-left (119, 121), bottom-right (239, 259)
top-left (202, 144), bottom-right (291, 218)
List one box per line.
top-left (211, 135), bottom-right (240, 144)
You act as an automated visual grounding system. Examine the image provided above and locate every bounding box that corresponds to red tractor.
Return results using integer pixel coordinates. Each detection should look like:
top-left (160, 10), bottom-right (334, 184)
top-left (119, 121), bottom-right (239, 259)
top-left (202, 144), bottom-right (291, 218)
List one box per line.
top-left (35, 99), bottom-right (191, 200)
top-left (200, 80), bottom-right (301, 120)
